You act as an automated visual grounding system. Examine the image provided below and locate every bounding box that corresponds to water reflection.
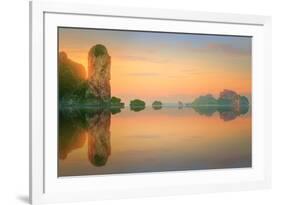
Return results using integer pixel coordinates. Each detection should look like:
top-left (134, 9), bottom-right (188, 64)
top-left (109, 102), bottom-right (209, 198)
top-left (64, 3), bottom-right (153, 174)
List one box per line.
top-left (192, 106), bottom-right (217, 117)
top-left (59, 105), bottom-right (251, 176)
top-left (87, 110), bottom-right (111, 166)
top-left (59, 108), bottom-right (112, 168)
top-left (192, 105), bottom-right (249, 121)
top-left (59, 109), bottom-right (88, 160)
top-left (130, 106), bottom-right (145, 112)
top-left (152, 105), bottom-right (162, 110)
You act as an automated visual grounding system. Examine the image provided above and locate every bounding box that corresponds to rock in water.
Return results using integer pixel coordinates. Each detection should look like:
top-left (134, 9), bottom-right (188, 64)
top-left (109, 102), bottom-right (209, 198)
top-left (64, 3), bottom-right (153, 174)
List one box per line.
top-left (218, 89), bottom-right (249, 112)
top-left (88, 44), bottom-right (111, 101)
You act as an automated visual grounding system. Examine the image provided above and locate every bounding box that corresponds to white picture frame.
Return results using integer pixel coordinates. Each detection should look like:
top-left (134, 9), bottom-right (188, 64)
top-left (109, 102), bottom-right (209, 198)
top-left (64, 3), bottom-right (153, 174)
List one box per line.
top-left (30, 1), bottom-right (272, 204)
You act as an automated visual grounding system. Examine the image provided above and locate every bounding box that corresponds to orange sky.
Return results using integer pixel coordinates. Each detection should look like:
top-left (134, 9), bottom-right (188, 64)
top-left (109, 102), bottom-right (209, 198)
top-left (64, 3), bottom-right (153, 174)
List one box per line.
top-left (59, 27), bottom-right (251, 103)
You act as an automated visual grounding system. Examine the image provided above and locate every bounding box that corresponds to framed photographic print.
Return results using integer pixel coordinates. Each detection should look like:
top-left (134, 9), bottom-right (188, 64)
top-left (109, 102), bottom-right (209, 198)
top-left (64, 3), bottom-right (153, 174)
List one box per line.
top-left (30, 1), bottom-right (271, 204)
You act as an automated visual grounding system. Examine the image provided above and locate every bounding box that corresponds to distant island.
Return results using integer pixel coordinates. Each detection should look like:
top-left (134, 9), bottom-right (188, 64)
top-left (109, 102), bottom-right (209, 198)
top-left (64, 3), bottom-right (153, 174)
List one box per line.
top-left (191, 89), bottom-right (249, 109)
top-left (130, 99), bottom-right (146, 112)
top-left (152, 101), bottom-right (162, 110)
top-left (190, 89), bottom-right (250, 120)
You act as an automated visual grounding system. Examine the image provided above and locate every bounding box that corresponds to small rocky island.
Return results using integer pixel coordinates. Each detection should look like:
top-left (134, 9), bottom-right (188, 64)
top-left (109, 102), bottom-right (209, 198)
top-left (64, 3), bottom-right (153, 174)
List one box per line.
top-left (191, 89), bottom-right (249, 108)
top-left (130, 99), bottom-right (146, 112)
top-left (191, 89), bottom-right (250, 120)
top-left (152, 101), bottom-right (162, 110)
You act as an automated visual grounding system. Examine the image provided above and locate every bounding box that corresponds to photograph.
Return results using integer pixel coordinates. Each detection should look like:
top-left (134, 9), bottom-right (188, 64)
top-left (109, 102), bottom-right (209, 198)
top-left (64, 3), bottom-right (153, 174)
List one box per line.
top-left (58, 27), bottom-right (252, 177)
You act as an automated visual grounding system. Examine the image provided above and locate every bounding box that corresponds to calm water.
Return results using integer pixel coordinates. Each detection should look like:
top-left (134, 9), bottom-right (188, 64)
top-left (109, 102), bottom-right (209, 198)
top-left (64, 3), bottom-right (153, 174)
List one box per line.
top-left (58, 106), bottom-right (251, 176)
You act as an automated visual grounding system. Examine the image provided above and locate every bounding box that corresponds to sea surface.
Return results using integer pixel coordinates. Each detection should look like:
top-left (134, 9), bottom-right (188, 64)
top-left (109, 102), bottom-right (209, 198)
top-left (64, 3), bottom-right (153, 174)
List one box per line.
top-left (58, 105), bottom-right (251, 176)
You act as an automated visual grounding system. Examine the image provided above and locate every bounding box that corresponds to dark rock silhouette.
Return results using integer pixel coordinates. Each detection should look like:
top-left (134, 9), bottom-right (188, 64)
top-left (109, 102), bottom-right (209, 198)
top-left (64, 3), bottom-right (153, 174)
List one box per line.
top-left (58, 108), bottom-right (113, 167)
top-left (58, 109), bottom-right (87, 160)
top-left (58, 52), bottom-right (86, 100)
top-left (87, 110), bottom-right (111, 167)
top-left (88, 44), bottom-right (111, 101)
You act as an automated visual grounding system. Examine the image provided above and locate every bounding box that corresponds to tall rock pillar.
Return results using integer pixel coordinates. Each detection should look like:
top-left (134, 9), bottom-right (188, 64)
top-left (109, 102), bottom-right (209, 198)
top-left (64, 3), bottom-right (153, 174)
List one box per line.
top-left (88, 44), bottom-right (111, 101)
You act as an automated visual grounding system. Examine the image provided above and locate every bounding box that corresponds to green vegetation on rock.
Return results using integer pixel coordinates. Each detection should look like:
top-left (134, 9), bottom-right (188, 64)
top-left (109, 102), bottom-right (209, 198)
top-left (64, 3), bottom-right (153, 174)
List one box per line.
top-left (130, 99), bottom-right (145, 107)
top-left (89, 44), bottom-right (108, 57)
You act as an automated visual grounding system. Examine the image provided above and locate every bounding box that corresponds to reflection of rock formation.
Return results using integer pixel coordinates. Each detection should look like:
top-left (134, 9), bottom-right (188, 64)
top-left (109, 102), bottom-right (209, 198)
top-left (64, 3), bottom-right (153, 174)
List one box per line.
top-left (192, 106), bottom-right (250, 121)
top-left (130, 106), bottom-right (145, 112)
top-left (219, 111), bottom-right (239, 121)
top-left (178, 101), bottom-right (184, 109)
top-left (87, 111), bottom-right (111, 166)
top-left (88, 44), bottom-right (111, 101)
top-left (58, 110), bottom-right (87, 160)
top-left (217, 106), bottom-right (249, 121)
top-left (192, 106), bottom-right (217, 117)
top-left (192, 102), bottom-right (250, 121)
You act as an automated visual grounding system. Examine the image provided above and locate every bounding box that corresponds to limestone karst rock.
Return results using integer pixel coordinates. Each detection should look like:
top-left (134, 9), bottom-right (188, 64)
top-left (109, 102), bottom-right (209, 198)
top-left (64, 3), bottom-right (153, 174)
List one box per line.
top-left (88, 44), bottom-right (111, 101)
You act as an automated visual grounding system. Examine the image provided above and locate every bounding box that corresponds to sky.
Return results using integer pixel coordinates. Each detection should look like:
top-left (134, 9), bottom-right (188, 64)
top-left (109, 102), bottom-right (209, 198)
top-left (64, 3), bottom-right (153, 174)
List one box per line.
top-left (59, 27), bottom-right (251, 103)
